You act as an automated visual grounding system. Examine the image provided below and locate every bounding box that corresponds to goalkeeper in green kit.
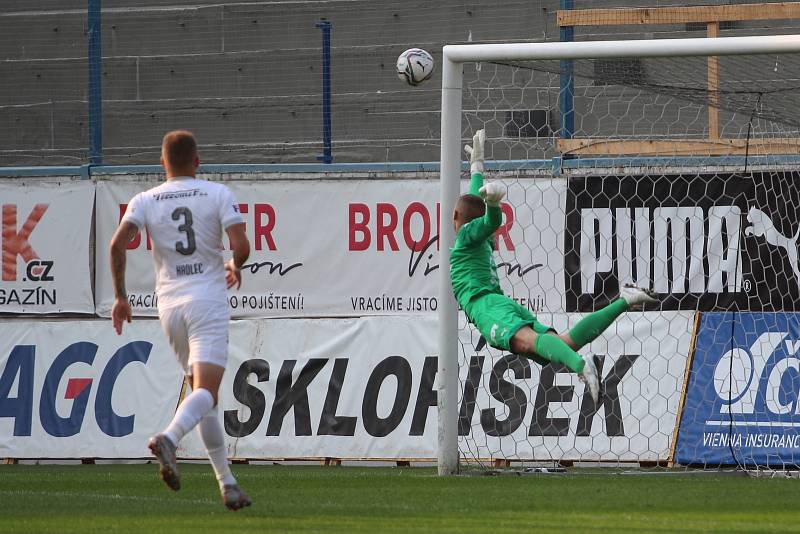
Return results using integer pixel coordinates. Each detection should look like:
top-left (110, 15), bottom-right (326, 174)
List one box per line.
top-left (450, 130), bottom-right (658, 403)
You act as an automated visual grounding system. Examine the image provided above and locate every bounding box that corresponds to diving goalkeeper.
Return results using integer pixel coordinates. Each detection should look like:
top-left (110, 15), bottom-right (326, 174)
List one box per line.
top-left (450, 130), bottom-right (658, 403)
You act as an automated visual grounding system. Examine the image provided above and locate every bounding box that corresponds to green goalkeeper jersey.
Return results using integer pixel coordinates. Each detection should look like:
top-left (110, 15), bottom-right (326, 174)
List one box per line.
top-left (450, 171), bottom-right (503, 310)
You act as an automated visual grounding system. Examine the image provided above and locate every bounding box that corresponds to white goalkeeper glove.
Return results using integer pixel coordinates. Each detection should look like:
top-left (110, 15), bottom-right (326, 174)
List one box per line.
top-left (479, 182), bottom-right (505, 207)
top-left (464, 129), bottom-right (485, 174)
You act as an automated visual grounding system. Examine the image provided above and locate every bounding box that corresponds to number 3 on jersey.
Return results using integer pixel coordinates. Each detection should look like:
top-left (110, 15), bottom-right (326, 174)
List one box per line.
top-left (172, 207), bottom-right (196, 255)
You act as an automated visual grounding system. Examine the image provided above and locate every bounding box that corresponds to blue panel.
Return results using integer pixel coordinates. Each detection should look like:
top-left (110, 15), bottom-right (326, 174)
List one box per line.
top-left (86, 155), bottom-right (800, 176)
top-left (0, 167), bottom-right (83, 177)
top-left (92, 160), bottom-right (551, 175)
top-left (87, 0), bottom-right (103, 165)
top-left (316, 19), bottom-right (333, 164)
top-left (676, 312), bottom-right (800, 466)
top-left (5, 154), bottom-right (800, 178)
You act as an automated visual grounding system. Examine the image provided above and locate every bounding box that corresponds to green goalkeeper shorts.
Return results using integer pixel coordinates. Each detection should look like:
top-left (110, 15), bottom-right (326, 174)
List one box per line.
top-left (464, 293), bottom-right (552, 351)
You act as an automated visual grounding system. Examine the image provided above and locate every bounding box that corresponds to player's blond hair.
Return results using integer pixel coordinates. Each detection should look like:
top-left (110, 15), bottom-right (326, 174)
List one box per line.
top-left (162, 130), bottom-right (198, 169)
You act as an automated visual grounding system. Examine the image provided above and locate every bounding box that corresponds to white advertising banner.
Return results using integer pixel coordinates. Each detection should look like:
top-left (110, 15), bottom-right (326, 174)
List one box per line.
top-left (0, 312), bottom-right (692, 461)
top-left (183, 316), bottom-right (440, 460)
top-left (458, 311), bottom-right (693, 461)
top-left (94, 176), bottom-right (567, 318)
top-left (0, 320), bottom-right (182, 458)
top-left (0, 179), bottom-right (94, 313)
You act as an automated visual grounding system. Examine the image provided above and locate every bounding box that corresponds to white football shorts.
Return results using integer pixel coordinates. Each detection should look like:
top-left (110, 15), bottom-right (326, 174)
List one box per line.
top-left (158, 299), bottom-right (230, 374)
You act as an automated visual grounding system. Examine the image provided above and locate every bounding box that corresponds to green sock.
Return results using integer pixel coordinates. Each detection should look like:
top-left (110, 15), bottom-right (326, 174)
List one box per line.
top-left (533, 334), bottom-right (585, 374)
top-left (567, 298), bottom-right (629, 350)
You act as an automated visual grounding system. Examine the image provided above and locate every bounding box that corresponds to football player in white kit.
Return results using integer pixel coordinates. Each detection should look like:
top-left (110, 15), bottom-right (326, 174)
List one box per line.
top-left (109, 130), bottom-right (252, 511)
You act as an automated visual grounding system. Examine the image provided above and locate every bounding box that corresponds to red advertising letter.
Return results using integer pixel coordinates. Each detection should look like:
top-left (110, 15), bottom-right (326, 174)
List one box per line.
top-left (495, 203), bottom-right (515, 251)
top-left (376, 203), bottom-right (399, 252)
top-left (2, 204), bottom-right (47, 281)
top-left (254, 204), bottom-right (277, 251)
top-left (349, 203), bottom-right (370, 251)
top-left (403, 202), bottom-right (431, 252)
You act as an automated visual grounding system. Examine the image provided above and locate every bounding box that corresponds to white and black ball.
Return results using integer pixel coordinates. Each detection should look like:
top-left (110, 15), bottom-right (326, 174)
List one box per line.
top-left (396, 48), bottom-right (435, 86)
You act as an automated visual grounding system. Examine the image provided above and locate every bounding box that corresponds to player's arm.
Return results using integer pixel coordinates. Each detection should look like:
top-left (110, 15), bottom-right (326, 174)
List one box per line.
top-left (109, 220), bottom-right (139, 335)
top-left (459, 184), bottom-right (505, 245)
top-left (220, 188), bottom-right (250, 290)
top-left (465, 129), bottom-right (486, 195)
top-left (460, 129), bottom-right (504, 244)
top-left (224, 223), bottom-right (250, 290)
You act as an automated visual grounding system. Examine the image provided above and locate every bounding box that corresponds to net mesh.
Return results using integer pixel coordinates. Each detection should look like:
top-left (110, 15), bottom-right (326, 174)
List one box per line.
top-left (456, 52), bottom-right (800, 471)
top-left (4, 1), bottom-right (800, 166)
top-left (0, 7), bottom-right (89, 165)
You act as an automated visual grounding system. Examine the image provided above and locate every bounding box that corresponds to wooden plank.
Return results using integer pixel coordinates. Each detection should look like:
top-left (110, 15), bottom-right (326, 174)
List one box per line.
top-left (557, 138), bottom-right (800, 156)
top-left (668, 312), bottom-right (702, 468)
top-left (638, 460), bottom-right (669, 468)
top-left (707, 22), bottom-right (720, 140)
top-left (558, 2), bottom-right (800, 27)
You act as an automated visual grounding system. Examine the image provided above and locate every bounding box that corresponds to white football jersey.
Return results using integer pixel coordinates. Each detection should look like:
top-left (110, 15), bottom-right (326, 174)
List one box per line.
top-left (122, 177), bottom-right (243, 308)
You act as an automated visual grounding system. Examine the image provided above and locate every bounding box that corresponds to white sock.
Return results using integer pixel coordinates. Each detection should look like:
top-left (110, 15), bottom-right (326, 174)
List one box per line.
top-left (198, 408), bottom-right (237, 490)
top-left (163, 388), bottom-right (214, 446)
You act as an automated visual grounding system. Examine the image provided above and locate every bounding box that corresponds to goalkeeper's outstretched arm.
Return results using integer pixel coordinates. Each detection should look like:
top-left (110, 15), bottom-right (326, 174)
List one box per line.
top-left (455, 130), bottom-right (506, 244)
top-left (465, 130), bottom-right (486, 196)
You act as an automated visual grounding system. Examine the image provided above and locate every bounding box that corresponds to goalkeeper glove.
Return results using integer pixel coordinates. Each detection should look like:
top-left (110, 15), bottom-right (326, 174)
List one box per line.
top-left (464, 129), bottom-right (485, 174)
top-left (479, 182), bottom-right (505, 207)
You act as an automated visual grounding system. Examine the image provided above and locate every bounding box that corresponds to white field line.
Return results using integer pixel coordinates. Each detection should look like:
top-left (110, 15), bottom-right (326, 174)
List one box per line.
top-left (0, 489), bottom-right (217, 505)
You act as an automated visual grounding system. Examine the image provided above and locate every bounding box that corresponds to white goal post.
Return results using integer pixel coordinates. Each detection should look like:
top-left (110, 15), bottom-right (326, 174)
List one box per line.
top-left (437, 34), bottom-right (800, 476)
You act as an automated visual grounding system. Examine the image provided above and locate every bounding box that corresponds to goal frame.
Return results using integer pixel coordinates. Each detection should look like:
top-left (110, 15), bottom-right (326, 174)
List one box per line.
top-left (437, 34), bottom-right (800, 476)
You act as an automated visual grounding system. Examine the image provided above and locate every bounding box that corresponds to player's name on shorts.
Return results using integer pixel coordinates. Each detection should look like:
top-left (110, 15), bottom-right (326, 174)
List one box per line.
top-left (152, 188), bottom-right (207, 201)
top-left (175, 262), bottom-right (204, 276)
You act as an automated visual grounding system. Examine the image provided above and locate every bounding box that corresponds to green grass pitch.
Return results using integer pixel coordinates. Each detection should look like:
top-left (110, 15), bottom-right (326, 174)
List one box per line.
top-left (1, 464), bottom-right (799, 533)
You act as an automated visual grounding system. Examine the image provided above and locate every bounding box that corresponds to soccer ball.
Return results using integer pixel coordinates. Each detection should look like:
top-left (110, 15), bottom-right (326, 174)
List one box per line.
top-left (397, 48), bottom-right (435, 86)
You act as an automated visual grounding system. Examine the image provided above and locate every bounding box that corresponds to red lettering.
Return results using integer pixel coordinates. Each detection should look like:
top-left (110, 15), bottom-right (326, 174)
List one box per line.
top-left (495, 203), bottom-right (515, 251)
top-left (349, 202), bottom-right (442, 252)
top-left (403, 202), bottom-right (430, 252)
top-left (349, 203), bottom-right (370, 251)
top-left (2, 204), bottom-right (47, 281)
top-left (254, 204), bottom-right (277, 251)
top-left (376, 203), bottom-right (399, 251)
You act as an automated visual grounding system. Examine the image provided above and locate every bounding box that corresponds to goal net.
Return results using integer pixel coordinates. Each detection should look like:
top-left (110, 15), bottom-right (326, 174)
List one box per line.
top-left (438, 35), bottom-right (800, 474)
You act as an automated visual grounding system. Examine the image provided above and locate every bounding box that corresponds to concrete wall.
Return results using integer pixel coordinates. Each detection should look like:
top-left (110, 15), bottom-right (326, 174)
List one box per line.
top-left (2, 1), bottom-right (800, 166)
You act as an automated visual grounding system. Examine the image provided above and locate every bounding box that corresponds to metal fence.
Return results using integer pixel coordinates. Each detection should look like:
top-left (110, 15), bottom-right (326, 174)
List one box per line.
top-left (3, 0), bottom-right (800, 167)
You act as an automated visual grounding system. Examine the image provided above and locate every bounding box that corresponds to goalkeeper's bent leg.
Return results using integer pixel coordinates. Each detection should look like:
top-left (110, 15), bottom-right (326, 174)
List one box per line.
top-left (533, 333), bottom-right (585, 373)
top-left (511, 327), bottom-right (585, 373)
top-left (565, 298), bottom-right (628, 351)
